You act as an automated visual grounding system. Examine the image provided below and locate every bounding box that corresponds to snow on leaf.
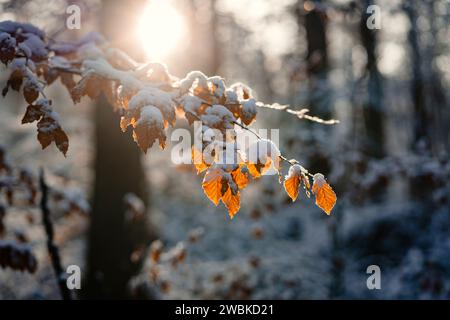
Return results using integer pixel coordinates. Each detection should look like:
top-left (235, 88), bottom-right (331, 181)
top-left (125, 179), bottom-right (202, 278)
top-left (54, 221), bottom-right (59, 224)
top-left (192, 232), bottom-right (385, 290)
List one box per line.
top-left (178, 71), bottom-right (208, 94)
top-left (23, 77), bottom-right (40, 104)
top-left (0, 32), bottom-right (16, 64)
top-left (192, 145), bottom-right (209, 174)
top-left (71, 71), bottom-right (105, 103)
top-left (132, 105), bottom-right (166, 153)
top-left (284, 165), bottom-right (302, 201)
top-left (284, 164), bottom-right (311, 201)
top-left (246, 139), bottom-right (281, 178)
top-left (200, 105), bottom-right (235, 130)
top-left (128, 87), bottom-right (176, 127)
top-left (231, 165), bottom-right (249, 190)
top-left (229, 82), bottom-right (253, 100)
top-left (312, 173), bottom-right (337, 215)
top-left (37, 116), bottom-right (69, 156)
top-left (239, 98), bottom-right (258, 125)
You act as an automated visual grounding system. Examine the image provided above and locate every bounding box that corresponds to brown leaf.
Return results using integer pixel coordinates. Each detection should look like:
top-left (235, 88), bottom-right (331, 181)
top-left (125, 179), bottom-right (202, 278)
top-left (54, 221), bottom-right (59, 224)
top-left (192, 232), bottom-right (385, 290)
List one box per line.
top-left (23, 82), bottom-right (39, 104)
top-left (2, 69), bottom-right (24, 96)
top-left (22, 104), bottom-right (43, 124)
top-left (0, 34), bottom-right (16, 65)
top-left (37, 116), bottom-right (69, 156)
top-left (71, 72), bottom-right (106, 103)
top-left (59, 72), bottom-right (76, 92)
top-left (131, 106), bottom-right (167, 153)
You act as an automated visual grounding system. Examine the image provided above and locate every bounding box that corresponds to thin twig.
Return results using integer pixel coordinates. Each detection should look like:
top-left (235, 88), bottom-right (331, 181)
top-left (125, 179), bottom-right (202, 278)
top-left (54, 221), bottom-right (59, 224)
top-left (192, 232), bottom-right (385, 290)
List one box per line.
top-left (232, 120), bottom-right (261, 139)
top-left (39, 168), bottom-right (72, 300)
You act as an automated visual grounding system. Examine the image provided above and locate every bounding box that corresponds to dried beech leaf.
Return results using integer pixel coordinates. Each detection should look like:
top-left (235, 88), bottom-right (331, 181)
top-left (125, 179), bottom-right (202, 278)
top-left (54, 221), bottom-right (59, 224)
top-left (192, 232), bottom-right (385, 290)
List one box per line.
top-left (23, 84), bottom-right (39, 104)
top-left (37, 116), bottom-right (69, 156)
top-left (284, 175), bottom-right (300, 202)
top-left (131, 106), bottom-right (166, 153)
top-left (221, 187), bottom-right (240, 219)
top-left (202, 168), bottom-right (223, 206)
top-left (22, 104), bottom-right (43, 124)
top-left (192, 146), bottom-right (209, 174)
top-left (231, 166), bottom-right (249, 189)
top-left (312, 173), bottom-right (337, 215)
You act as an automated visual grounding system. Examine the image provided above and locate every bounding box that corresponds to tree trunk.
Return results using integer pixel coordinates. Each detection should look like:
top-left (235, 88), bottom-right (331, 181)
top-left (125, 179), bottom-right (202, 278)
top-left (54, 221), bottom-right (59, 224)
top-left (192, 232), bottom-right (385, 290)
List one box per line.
top-left (405, 0), bottom-right (447, 201)
top-left (297, 0), bottom-right (331, 174)
top-left (359, 0), bottom-right (384, 159)
top-left (85, 0), bottom-right (154, 299)
top-left (405, 1), bottom-right (428, 152)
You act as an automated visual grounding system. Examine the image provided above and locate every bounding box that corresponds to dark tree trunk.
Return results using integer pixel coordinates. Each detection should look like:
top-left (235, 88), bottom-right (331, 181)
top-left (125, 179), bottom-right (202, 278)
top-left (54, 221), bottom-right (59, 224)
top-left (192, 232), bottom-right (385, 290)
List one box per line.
top-left (296, 0), bottom-right (331, 174)
top-left (85, 0), bottom-right (154, 299)
top-left (188, 0), bottom-right (220, 76)
top-left (304, 1), bottom-right (328, 77)
top-left (404, 0), bottom-right (448, 200)
top-left (359, 0), bottom-right (384, 159)
top-left (405, 1), bottom-right (428, 152)
top-left (296, 0), bottom-right (341, 298)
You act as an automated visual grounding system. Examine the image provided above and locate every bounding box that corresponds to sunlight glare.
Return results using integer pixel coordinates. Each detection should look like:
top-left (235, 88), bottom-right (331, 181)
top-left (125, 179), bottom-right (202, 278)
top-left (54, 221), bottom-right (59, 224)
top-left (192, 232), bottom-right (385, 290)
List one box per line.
top-left (137, 0), bottom-right (186, 60)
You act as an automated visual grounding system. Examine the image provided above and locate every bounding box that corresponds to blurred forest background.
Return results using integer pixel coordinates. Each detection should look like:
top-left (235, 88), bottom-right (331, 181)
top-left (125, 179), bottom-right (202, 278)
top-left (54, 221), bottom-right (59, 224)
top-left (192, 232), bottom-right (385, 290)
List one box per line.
top-left (1, 0), bottom-right (450, 299)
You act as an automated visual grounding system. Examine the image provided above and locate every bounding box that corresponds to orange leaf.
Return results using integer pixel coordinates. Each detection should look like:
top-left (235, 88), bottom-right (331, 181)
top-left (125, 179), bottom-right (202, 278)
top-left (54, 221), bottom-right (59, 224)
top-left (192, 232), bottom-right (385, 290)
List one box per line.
top-left (192, 146), bottom-right (209, 174)
top-left (231, 166), bottom-right (249, 189)
top-left (202, 168), bottom-right (223, 206)
top-left (221, 187), bottom-right (240, 219)
top-left (284, 175), bottom-right (300, 201)
top-left (247, 160), bottom-right (271, 178)
top-left (246, 139), bottom-right (281, 178)
top-left (312, 173), bottom-right (337, 215)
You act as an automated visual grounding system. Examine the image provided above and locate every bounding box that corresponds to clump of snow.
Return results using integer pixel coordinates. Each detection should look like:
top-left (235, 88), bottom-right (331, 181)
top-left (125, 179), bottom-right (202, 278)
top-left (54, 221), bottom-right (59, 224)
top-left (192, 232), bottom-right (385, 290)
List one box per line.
top-left (312, 173), bottom-right (326, 187)
top-left (129, 87), bottom-right (174, 111)
top-left (241, 98), bottom-right (258, 119)
top-left (201, 105), bottom-right (235, 129)
top-left (0, 21), bottom-right (45, 39)
top-left (286, 164), bottom-right (308, 179)
top-left (181, 95), bottom-right (203, 115)
top-left (208, 76), bottom-right (226, 98)
top-left (21, 33), bottom-right (47, 60)
top-left (229, 82), bottom-right (253, 100)
top-left (225, 88), bottom-right (239, 104)
top-left (137, 105), bottom-right (164, 127)
top-left (246, 139), bottom-right (280, 166)
top-left (82, 58), bottom-right (142, 90)
top-left (179, 71), bottom-right (208, 94)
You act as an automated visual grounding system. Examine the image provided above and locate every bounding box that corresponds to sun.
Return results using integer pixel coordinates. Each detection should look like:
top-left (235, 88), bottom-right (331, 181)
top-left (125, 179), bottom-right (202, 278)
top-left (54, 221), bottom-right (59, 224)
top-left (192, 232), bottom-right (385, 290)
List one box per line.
top-left (137, 0), bottom-right (186, 60)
